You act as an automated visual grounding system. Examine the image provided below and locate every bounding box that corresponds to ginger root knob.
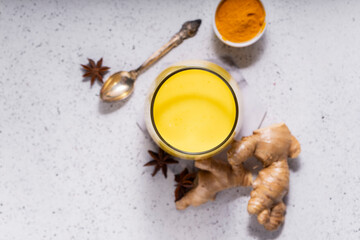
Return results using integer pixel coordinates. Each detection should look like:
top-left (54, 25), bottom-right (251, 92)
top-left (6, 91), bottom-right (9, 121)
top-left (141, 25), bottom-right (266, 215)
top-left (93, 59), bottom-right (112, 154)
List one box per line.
top-left (228, 123), bottom-right (301, 231)
top-left (176, 158), bottom-right (252, 210)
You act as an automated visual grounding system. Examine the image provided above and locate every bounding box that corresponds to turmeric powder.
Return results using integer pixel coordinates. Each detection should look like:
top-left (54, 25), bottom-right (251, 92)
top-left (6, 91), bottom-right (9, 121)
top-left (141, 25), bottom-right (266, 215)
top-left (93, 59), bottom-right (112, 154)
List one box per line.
top-left (215, 0), bottom-right (266, 43)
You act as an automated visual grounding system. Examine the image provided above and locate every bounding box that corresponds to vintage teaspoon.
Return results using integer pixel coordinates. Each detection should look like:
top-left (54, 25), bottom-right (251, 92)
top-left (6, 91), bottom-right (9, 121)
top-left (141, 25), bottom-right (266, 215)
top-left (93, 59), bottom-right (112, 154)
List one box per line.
top-left (100, 19), bottom-right (202, 102)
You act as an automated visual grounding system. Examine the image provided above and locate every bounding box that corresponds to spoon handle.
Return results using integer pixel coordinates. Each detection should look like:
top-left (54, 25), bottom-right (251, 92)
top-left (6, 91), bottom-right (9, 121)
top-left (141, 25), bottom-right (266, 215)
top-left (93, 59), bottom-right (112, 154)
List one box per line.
top-left (132, 19), bottom-right (202, 78)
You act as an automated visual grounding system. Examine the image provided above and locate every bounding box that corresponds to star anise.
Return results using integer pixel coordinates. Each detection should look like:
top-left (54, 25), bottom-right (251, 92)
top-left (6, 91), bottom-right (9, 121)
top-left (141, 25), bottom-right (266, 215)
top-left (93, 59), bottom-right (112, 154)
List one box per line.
top-left (144, 148), bottom-right (178, 178)
top-left (174, 168), bottom-right (197, 202)
top-left (81, 58), bottom-right (110, 86)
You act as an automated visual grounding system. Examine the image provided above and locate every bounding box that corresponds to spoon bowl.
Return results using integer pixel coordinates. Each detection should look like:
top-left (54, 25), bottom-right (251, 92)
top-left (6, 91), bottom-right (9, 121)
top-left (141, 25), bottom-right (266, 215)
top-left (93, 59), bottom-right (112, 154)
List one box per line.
top-left (100, 71), bottom-right (135, 102)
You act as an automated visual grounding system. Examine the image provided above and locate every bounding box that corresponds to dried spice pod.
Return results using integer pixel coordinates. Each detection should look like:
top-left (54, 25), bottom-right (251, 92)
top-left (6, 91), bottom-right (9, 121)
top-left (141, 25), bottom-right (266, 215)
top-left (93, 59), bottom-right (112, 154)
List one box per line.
top-left (174, 168), bottom-right (196, 202)
top-left (81, 58), bottom-right (110, 86)
top-left (144, 148), bottom-right (178, 178)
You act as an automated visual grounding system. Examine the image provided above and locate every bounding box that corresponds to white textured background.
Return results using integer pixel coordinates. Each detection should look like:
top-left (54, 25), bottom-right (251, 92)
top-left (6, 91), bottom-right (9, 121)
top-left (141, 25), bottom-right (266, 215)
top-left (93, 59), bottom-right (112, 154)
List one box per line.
top-left (1, 0), bottom-right (359, 239)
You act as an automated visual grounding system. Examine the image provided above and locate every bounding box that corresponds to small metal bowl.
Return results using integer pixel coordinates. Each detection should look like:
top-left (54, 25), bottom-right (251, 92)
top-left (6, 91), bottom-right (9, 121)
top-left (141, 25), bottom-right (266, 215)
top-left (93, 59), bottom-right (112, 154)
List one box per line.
top-left (213, 0), bottom-right (267, 47)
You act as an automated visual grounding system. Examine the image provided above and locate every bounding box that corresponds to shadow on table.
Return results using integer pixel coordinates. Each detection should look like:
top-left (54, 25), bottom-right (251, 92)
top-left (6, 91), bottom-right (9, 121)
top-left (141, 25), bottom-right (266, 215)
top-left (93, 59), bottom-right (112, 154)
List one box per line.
top-left (247, 214), bottom-right (284, 239)
top-left (216, 185), bottom-right (252, 205)
top-left (211, 32), bottom-right (267, 68)
top-left (97, 98), bottom-right (130, 114)
top-left (289, 155), bottom-right (302, 172)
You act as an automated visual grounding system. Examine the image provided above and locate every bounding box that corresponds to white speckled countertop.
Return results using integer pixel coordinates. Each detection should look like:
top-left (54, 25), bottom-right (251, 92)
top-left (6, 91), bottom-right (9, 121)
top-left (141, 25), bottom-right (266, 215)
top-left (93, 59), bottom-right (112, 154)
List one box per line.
top-left (1, 0), bottom-right (360, 239)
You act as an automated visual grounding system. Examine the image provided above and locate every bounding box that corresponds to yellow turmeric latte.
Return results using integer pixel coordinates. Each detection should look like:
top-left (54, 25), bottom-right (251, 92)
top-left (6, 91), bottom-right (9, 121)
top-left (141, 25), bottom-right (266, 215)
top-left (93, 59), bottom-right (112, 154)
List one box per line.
top-left (215, 0), bottom-right (266, 43)
top-left (152, 68), bottom-right (237, 154)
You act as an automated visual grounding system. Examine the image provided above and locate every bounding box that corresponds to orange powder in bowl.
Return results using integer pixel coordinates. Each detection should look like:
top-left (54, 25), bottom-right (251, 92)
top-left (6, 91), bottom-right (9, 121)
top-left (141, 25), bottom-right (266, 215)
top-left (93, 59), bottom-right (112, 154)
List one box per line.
top-left (215, 0), bottom-right (266, 43)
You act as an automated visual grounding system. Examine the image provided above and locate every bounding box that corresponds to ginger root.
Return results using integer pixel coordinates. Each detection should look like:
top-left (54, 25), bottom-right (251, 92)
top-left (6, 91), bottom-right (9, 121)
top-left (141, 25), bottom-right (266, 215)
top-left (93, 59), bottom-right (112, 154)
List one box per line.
top-left (228, 123), bottom-right (301, 230)
top-left (175, 123), bottom-right (300, 231)
top-left (176, 157), bottom-right (252, 210)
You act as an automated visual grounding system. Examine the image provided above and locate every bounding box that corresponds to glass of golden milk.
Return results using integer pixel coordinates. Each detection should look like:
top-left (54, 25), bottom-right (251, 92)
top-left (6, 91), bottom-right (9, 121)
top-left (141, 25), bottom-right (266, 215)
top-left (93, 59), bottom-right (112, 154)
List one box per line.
top-left (145, 60), bottom-right (242, 160)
